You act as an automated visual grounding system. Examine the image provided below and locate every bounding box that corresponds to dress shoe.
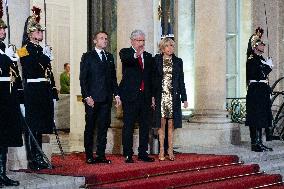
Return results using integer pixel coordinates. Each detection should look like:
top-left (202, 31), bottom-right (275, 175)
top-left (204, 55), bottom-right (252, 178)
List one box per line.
top-left (0, 174), bottom-right (20, 186)
top-left (125, 156), bottom-right (134, 163)
top-left (86, 157), bottom-right (96, 164)
top-left (252, 143), bottom-right (273, 152)
top-left (94, 157), bottom-right (111, 164)
top-left (36, 159), bottom-right (50, 169)
top-left (138, 156), bottom-right (155, 162)
top-left (259, 143), bottom-right (273, 151)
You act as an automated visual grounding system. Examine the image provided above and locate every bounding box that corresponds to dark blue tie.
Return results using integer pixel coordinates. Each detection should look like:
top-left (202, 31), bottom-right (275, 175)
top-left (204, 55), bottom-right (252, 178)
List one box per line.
top-left (100, 51), bottom-right (107, 62)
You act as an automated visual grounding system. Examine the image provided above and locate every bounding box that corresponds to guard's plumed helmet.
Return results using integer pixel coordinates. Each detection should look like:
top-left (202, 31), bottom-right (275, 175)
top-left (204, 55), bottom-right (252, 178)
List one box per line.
top-left (251, 27), bottom-right (265, 49)
top-left (0, 0), bottom-right (7, 29)
top-left (26, 6), bottom-right (45, 33)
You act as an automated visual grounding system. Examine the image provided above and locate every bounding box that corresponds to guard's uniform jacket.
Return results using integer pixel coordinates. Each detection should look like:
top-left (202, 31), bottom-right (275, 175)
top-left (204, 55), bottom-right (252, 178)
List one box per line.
top-left (0, 42), bottom-right (23, 147)
top-left (18, 42), bottom-right (58, 133)
top-left (246, 53), bottom-right (272, 128)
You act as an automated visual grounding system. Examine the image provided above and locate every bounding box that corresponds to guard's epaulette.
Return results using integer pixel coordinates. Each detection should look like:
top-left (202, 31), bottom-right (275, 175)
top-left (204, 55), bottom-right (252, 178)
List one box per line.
top-left (17, 45), bottom-right (29, 58)
top-left (248, 54), bottom-right (253, 60)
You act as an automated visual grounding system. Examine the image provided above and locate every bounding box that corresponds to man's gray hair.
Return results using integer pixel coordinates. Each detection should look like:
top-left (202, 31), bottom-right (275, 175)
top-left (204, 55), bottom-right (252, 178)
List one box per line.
top-left (130, 30), bottom-right (145, 39)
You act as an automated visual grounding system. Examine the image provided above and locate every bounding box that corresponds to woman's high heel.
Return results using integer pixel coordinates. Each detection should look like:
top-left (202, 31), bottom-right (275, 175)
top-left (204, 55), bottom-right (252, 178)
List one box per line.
top-left (159, 151), bottom-right (165, 161)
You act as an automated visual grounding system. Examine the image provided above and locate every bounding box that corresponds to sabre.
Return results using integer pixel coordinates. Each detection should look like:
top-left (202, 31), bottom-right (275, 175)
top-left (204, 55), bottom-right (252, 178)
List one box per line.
top-left (19, 109), bottom-right (53, 169)
top-left (4, 0), bottom-right (10, 44)
top-left (264, 2), bottom-right (270, 57)
top-left (43, 0), bottom-right (47, 45)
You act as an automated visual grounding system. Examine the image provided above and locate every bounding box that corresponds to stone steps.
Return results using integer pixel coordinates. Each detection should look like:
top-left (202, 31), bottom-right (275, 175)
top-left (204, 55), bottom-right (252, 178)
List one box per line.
top-left (177, 140), bottom-right (284, 178)
top-left (5, 172), bottom-right (84, 189)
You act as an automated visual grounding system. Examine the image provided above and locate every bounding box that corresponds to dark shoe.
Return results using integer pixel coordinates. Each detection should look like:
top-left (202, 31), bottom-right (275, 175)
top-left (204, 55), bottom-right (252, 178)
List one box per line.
top-left (0, 174), bottom-right (20, 186)
top-left (138, 156), bottom-right (155, 162)
top-left (28, 161), bottom-right (41, 170)
top-left (251, 144), bottom-right (265, 152)
top-left (259, 143), bottom-right (273, 151)
top-left (36, 159), bottom-right (50, 169)
top-left (94, 157), bottom-right (111, 164)
top-left (86, 157), bottom-right (96, 164)
top-left (125, 156), bottom-right (134, 163)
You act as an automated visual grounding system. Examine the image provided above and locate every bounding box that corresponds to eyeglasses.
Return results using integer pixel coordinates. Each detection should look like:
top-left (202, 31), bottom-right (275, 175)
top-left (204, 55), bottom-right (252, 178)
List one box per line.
top-left (133, 39), bottom-right (145, 42)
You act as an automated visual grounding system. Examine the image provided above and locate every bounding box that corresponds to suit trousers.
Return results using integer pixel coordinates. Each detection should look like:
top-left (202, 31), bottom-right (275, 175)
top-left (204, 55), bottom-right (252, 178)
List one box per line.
top-left (122, 91), bottom-right (151, 157)
top-left (84, 100), bottom-right (112, 158)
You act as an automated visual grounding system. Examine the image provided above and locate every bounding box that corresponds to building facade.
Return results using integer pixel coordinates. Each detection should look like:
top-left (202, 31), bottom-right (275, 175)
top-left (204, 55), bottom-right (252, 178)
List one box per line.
top-left (3, 0), bottom-right (284, 155)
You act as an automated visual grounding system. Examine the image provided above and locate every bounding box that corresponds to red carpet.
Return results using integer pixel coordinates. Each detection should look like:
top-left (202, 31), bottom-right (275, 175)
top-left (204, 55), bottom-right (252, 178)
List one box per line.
top-left (22, 153), bottom-right (284, 189)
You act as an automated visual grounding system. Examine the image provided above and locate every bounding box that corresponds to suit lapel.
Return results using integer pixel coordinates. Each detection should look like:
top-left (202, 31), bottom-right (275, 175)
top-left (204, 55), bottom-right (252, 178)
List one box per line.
top-left (92, 50), bottom-right (102, 63)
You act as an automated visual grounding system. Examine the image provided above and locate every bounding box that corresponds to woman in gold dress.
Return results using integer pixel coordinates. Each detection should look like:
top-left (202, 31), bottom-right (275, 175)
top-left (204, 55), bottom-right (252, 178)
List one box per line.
top-left (152, 38), bottom-right (188, 161)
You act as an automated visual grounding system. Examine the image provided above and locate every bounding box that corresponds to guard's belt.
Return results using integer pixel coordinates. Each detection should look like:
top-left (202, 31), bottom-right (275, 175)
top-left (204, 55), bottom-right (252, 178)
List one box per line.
top-left (27, 78), bottom-right (48, 83)
top-left (249, 80), bottom-right (268, 84)
top-left (0, 77), bottom-right (11, 81)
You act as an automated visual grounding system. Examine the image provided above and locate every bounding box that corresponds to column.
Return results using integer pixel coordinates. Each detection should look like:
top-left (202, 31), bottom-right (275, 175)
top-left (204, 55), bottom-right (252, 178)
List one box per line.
top-left (69, 0), bottom-right (87, 152)
top-left (174, 0), bottom-right (240, 147)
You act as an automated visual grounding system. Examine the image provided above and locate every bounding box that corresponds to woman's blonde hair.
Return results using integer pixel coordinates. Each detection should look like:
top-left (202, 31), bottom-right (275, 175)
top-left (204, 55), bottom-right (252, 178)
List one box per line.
top-left (158, 37), bottom-right (175, 53)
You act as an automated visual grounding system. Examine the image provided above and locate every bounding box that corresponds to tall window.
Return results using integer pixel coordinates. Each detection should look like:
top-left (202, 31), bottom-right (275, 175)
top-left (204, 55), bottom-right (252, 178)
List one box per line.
top-left (160, 0), bottom-right (175, 36)
top-left (226, 0), bottom-right (240, 98)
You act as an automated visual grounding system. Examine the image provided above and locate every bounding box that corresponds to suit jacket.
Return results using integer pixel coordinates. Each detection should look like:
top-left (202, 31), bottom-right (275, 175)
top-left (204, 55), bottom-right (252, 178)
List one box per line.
top-left (152, 54), bottom-right (187, 128)
top-left (80, 49), bottom-right (118, 102)
top-left (119, 47), bottom-right (153, 103)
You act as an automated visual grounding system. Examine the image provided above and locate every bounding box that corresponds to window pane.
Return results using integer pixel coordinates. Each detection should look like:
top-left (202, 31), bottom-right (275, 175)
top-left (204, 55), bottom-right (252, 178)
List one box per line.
top-left (227, 75), bottom-right (237, 97)
top-left (226, 36), bottom-right (237, 74)
top-left (227, 0), bottom-right (237, 33)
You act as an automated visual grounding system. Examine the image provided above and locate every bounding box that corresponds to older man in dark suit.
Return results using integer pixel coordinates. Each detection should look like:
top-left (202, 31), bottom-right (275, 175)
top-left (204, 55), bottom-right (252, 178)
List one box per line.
top-left (80, 31), bottom-right (121, 164)
top-left (119, 30), bottom-right (155, 163)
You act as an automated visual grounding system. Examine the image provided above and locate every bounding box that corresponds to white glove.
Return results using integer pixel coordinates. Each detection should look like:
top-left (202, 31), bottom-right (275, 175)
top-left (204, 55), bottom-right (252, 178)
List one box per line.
top-left (53, 99), bottom-right (57, 108)
top-left (261, 57), bottom-right (273, 68)
top-left (20, 104), bottom-right (25, 117)
top-left (5, 46), bottom-right (19, 61)
top-left (43, 45), bottom-right (54, 61)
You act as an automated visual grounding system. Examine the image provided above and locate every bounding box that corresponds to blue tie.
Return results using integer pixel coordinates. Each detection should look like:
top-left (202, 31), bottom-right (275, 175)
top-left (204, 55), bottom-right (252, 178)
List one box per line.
top-left (101, 51), bottom-right (107, 62)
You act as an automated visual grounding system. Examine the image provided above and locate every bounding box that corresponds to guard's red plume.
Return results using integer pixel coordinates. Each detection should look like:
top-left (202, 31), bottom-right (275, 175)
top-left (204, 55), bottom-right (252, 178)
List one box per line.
top-left (31, 6), bottom-right (41, 22)
top-left (0, 0), bottom-right (3, 19)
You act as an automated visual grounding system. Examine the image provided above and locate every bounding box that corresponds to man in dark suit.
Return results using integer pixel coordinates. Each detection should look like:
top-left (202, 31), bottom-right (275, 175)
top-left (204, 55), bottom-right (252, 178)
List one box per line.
top-left (119, 30), bottom-right (155, 163)
top-left (80, 31), bottom-right (121, 164)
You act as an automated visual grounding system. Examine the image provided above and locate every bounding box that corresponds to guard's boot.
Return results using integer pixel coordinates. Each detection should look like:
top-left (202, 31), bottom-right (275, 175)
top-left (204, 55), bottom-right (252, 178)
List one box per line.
top-left (265, 127), bottom-right (273, 141)
top-left (249, 127), bottom-right (262, 152)
top-left (33, 133), bottom-right (49, 169)
top-left (24, 131), bottom-right (41, 170)
top-left (257, 128), bottom-right (273, 151)
top-left (0, 147), bottom-right (20, 186)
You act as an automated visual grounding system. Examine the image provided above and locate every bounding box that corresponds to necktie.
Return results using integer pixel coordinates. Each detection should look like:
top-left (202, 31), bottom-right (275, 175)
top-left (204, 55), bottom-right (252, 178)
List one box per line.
top-left (101, 51), bottom-right (107, 62)
top-left (137, 55), bottom-right (144, 91)
top-left (137, 55), bottom-right (143, 70)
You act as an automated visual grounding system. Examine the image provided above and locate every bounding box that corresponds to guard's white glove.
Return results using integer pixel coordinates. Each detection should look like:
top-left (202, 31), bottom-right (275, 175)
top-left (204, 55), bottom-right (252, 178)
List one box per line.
top-left (53, 99), bottom-right (57, 108)
top-left (261, 57), bottom-right (273, 68)
top-left (20, 104), bottom-right (25, 117)
top-left (43, 45), bottom-right (54, 61)
top-left (5, 46), bottom-right (19, 61)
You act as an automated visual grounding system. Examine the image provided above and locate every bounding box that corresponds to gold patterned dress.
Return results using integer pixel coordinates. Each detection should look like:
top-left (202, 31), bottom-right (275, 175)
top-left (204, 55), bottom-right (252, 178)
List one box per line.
top-left (161, 58), bottom-right (173, 118)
